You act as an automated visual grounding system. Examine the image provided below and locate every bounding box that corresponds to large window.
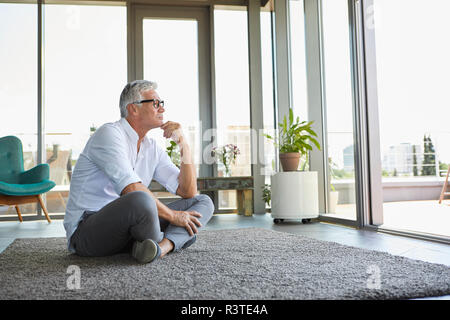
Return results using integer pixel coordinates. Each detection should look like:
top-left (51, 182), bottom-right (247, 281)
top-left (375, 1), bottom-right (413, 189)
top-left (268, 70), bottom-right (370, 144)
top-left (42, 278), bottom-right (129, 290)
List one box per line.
top-left (373, 0), bottom-right (450, 237)
top-left (214, 7), bottom-right (251, 210)
top-left (261, 7), bottom-right (276, 210)
top-left (288, 0), bottom-right (309, 177)
top-left (0, 2), bottom-right (38, 218)
top-left (289, 0), bottom-right (308, 121)
top-left (321, 0), bottom-right (357, 221)
top-left (44, 4), bottom-right (127, 215)
top-left (143, 18), bottom-right (201, 175)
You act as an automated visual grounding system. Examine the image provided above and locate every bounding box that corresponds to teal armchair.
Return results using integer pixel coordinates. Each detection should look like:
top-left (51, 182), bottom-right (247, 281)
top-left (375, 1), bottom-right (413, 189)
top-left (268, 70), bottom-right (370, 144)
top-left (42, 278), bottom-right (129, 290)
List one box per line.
top-left (0, 136), bottom-right (55, 222)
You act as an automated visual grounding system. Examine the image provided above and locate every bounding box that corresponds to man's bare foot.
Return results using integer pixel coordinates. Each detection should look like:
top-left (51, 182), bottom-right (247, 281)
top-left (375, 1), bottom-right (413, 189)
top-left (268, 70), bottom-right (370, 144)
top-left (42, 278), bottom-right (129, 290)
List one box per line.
top-left (158, 238), bottom-right (174, 258)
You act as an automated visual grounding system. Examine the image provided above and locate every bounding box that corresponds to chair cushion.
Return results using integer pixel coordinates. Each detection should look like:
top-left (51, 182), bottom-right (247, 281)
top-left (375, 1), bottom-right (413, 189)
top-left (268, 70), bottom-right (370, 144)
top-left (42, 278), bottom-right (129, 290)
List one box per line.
top-left (0, 180), bottom-right (56, 196)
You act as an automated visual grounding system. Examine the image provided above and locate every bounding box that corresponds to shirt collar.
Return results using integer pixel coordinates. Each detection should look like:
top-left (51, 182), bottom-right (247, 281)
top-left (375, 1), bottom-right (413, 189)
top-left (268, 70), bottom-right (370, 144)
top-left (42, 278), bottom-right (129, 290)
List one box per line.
top-left (119, 117), bottom-right (152, 151)
top-left (119, 117), bottom-right (142, 147)
top-left (119, 118), bottom-right (139, 143)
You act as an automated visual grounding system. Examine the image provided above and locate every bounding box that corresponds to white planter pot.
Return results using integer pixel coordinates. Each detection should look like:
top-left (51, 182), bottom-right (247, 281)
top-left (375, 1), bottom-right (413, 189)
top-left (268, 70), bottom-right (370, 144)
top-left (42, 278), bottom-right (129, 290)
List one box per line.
top-left (328, 191), bottom-right (339, 213)
top-left (271, 171), bottom-right (319, 220)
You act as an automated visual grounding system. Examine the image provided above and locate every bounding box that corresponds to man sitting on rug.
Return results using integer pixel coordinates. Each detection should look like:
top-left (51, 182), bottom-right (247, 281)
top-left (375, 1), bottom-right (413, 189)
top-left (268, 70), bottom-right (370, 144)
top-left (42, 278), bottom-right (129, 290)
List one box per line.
top-left (63, 80), bottom-right (214, 264)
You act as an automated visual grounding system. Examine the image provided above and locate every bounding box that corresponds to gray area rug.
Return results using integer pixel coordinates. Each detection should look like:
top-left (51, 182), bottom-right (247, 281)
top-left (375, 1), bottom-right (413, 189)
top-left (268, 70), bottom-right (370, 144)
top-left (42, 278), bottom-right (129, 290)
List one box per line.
top-left (0, 228), bottom-right (449, 300)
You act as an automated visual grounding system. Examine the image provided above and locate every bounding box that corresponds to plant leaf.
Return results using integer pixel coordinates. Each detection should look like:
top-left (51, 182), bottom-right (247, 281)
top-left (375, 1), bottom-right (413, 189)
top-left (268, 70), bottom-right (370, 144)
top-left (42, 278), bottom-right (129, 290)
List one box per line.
top-left (309, 137), bottom-right (321, 150)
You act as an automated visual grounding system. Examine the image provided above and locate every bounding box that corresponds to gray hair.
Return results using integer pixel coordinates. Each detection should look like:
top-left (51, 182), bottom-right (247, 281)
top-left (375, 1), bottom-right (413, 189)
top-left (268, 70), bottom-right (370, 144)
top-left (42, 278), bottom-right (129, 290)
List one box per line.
top-left (119, 80), bottom-right (158, 118)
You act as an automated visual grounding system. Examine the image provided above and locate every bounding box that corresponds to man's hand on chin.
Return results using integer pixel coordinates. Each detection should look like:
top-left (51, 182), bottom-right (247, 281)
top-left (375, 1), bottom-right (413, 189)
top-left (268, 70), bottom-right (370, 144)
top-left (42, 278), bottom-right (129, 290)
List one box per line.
top-left (161, 120), bottom-right (196, 197)
top-left (161, 121), bottom-right (184, 144)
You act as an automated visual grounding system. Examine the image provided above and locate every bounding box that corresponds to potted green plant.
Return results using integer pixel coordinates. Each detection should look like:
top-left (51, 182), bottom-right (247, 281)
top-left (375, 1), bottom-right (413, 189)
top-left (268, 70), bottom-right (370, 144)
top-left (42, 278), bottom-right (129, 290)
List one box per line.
top-left (264, 108), bottom-right (321, 171)
top-left (90, 124), bottom-right (97, 136)
top-left (261, 184), bottom-right (271, 212)
top-left (264, 109), bottom-right (321, 224)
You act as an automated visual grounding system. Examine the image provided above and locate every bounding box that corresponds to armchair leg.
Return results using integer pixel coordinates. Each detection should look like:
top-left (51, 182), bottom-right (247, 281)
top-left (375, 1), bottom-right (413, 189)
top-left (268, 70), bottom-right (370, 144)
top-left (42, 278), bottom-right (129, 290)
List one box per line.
top-left (37, 195), bottom-right (52, 223)
top-left (15, 205), bottom-right (23, 222)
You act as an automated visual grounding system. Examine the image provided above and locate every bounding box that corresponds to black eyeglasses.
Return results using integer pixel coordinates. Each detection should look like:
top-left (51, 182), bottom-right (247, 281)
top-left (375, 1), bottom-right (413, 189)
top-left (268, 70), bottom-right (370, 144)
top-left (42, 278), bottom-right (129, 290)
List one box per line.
top-left (132, 99), bottom-right (164, 109)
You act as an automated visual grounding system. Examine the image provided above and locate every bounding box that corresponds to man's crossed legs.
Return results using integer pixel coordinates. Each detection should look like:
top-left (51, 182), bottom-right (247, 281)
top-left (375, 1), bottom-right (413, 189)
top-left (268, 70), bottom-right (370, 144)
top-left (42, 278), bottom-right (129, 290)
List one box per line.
top-left (70, 191), bottom-right (214, 262)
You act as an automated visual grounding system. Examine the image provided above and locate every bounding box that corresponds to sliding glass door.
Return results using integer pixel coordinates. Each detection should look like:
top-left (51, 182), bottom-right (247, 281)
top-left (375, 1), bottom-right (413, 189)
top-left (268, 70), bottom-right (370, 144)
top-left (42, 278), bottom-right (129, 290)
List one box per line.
top-left (370, 0), bottom-right (450, 238)
top-left (132, 5), bottom-right (211, 179)
top-left (320, 0), bottom-right (358, 223)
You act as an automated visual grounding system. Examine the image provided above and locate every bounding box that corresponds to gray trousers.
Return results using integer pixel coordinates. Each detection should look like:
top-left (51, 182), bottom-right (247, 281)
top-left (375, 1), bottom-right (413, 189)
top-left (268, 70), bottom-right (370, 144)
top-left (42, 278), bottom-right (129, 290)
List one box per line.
top-left (70, 191), bottom-right (214, 257)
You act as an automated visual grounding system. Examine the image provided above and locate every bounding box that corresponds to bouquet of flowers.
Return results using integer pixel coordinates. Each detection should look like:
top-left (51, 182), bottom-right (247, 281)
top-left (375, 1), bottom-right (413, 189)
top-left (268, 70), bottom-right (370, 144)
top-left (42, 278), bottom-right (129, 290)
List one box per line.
top-left (212, 144), bottom-right (240, 177)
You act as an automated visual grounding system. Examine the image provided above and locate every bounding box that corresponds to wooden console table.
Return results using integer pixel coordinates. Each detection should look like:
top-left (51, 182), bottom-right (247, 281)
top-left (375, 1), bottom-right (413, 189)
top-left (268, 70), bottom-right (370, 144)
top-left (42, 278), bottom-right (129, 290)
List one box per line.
top-left (149, 176), bottom-right (254, 216)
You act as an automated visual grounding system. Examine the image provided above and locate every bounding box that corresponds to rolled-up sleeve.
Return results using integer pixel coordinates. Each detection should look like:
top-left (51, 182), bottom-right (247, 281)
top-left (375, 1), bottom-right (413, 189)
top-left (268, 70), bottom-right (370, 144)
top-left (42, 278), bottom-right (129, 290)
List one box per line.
top-left (86, 125), bottom-right (141, 195)
top-left (153, 146), bottom-right (180, 195)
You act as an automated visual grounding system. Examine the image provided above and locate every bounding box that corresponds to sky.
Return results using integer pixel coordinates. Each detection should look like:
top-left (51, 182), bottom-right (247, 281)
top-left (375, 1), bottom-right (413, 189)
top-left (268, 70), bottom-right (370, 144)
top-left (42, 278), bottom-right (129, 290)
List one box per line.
top-left (373, 0), bottom-right (450, 164)
top-left (142, 18), bottom-right (199, 149)
top-left (0, 0), bottom-right (449, 170)
top-left (0, 4), bottom-right (126, 158)
top-left (319, 0), bottom-right (450, 168)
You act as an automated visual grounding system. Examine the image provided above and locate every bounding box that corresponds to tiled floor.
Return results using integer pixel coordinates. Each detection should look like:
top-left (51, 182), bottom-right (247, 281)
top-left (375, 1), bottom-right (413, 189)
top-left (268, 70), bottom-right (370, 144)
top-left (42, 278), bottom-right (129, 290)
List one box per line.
top-left (325, 200), bottom-right (450, 237)
top-left (0, 213), bottom-right (449, 300)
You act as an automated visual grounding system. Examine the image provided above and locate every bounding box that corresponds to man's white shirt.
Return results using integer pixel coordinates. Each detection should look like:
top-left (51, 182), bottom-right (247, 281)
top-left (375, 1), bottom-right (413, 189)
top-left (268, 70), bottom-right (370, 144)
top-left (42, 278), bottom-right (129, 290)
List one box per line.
top-left (64, 117), bottom-right (180, 253)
